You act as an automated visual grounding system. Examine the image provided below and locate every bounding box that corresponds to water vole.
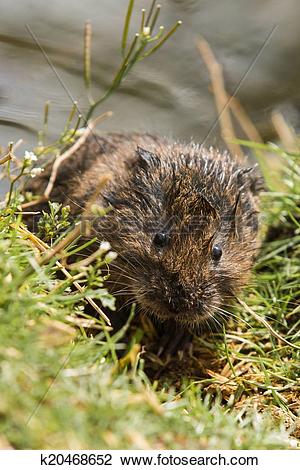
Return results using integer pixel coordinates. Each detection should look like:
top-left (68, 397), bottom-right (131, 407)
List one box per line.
top-left (24, 133), bottom-right (263, 352)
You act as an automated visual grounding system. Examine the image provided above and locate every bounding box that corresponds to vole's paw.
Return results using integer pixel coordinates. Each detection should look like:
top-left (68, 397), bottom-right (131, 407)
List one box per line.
top-left (157, 324), bottom-right (193, 358)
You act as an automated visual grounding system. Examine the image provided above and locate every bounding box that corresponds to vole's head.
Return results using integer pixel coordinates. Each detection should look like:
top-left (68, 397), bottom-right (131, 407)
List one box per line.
top-left (98, 143), bottom-right (262, 330)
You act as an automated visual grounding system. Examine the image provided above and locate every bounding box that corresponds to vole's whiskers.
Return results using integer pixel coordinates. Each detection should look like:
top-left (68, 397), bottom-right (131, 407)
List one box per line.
top-left (213, 305), bottom-right (251, 328)
top-left (109, 261), bottom-right (138, 277)
top-left (105, 279), bottom-right (136, 288)
top-left (108, 265), bottom-right (139, 284)
top-left (108, 263), bottom-right (130, 276)
top-left (108, 287), bottom-right (136, 297)
top-left (60, 188), bottom-right (87, 212)
top-left (207, 309), bottom-right (224, 330)
top-left (118, 251), bottom-right (146, 272)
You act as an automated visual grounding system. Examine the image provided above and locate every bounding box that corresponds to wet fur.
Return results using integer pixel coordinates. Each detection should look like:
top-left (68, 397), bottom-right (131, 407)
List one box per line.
top-left (24, 133), bottom-right (262, 335)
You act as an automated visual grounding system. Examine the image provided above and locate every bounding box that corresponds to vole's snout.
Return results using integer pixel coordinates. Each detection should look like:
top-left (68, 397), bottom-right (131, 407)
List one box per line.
top-left (164, 282), bottom-right (187, 315)
top-left (156, 274), bottom-right (203, 318)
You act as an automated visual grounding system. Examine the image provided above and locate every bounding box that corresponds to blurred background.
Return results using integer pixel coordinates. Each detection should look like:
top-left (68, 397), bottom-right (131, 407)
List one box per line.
top-left (1, 0), bottom-right (300, 150)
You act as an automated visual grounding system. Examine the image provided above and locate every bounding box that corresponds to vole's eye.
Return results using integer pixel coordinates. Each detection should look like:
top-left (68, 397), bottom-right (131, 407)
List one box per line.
top-left (153, 232), bottom-right (169, 248)
top-left (211, 244), bottom-right (222, 261)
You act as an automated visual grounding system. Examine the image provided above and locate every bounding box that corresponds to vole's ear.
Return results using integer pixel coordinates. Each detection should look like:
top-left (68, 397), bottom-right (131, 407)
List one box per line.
top-left (237, 166), bottom-right (265, 195)
top-left (136, 147), bottom-right (158, 170)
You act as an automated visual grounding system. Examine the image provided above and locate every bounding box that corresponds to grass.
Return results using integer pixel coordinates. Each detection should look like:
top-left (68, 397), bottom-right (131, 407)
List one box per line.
top-left (0, 0), bottom-right (299, 451)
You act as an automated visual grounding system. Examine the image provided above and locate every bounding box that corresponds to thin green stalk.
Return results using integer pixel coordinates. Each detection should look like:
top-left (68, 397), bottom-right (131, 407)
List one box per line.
top-left (6, 161), bottom-right (27, 208)
top-left (68, 114), bottom-right (82, 139)
top-left (139, 9), bottom-right (146, 34)
top-left (61, 102), bottom-right (79, 140)
top-left (145, 0), bottom-right (156, 26)
top-left (85, 34), bottom-right (140, 123)
top-left (6, 142), bottom-right (14, 178)
top-left (38, 101), bottom-right (50, 146)
top-left (124, 40), bottom-right (148, 76)
top-left (122, 0), bottom-right (135, 56)
top-left (223, 324), bottom-right (236, 378)
top-left (85, 2), bottom-right (181, 123)
top-left (147, 26), bottom-right (164, 43)
top-left (84, 20), bottom-right (94, 104)
top-left (150, 4), bottom-right (161, 33)
top-left (141, 21), bottom-right (182, 59)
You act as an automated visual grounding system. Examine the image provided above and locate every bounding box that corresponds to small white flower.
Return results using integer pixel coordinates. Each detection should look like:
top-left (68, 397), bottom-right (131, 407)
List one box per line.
top-left (30, 167), bottom-right (44, 178)
top-left (24, 151), bottom-right (37, 164)
top-left (105, 251), bottom-right (118, 263)
top-left (99, 241), bottom-right (111, 253)
top-left (143, 26), bottom-right (151, 36)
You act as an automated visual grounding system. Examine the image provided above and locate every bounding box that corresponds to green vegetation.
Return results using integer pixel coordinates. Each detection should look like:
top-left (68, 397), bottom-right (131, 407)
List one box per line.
top-left (0, 0), bottom-right (299, 451)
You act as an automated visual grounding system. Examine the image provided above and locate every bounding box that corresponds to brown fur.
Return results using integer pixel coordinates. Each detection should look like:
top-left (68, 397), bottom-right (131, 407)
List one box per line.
top-left (24, 133), bottom-right (262, 334)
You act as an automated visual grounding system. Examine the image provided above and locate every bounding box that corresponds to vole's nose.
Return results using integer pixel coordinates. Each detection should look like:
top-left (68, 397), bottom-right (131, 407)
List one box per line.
top-left (165, 282), bottom-right (187, 314)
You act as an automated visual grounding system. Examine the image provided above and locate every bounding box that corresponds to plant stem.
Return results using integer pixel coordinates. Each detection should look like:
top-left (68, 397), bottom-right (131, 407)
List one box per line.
top-left (142, 21), bottom-right (182, 59)
top-left (84, 20), bottom-right (94, 104)
top-left (122, 0), bottom-right (135, 56)
top-left (145, 0), bottom-right (156, 26)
